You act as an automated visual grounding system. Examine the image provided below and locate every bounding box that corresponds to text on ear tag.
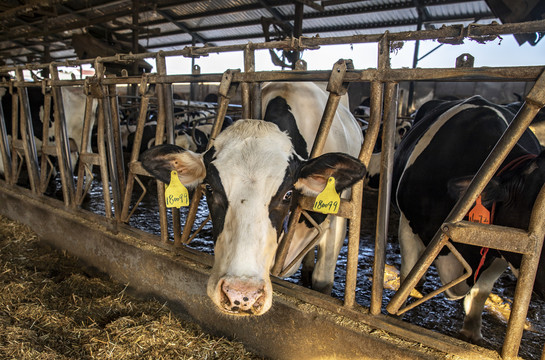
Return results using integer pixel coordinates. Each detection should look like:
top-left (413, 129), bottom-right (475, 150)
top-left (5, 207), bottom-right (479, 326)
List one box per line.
top-left (313, 177), bottom-right (340, 214)
top-left (165, 170), bottom-right (189, 208)
top-left (468, 195), bottom-right (490, 224)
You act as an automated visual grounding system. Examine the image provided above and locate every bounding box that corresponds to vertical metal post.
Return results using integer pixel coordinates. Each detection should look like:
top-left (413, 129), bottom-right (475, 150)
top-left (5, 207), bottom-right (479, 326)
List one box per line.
top-left (9, 89), bottom-right (19, 185)
top-left (344, 179), bottom-right (364, 308)
top-left (120, 83), bottom-right (153, 222)
top-left (51, 64), bottom-right (77, 205)
top-left (75, 87), bottom-right (96, 205)
top-left (156, 52), bottom-right (181, 244)
top-left (0, 94), bottom-right (11, 182)
top-left (39, 85), bottom-right (52, 193)
top-left (242, 44), bottom-right (255, 119)
top-left (370, 82), bottom-right (398, 315)
top-left (15, 68), bottom-right (40, 193)
top-left (180, 69), bottom-right (238, 245)
top-left (93, 59), bottom-right (114, 219)
top-left (108, 78), bottom-right (126, 196)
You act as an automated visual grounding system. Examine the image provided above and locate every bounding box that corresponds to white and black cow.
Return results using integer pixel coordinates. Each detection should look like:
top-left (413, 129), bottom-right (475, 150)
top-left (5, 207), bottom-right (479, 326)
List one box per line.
top-left (393, 95), bottom-right (545, 344)
top-left (141, 82), bottom-right (365, 316)
top-left (0, 86), bottom-right (96, 177)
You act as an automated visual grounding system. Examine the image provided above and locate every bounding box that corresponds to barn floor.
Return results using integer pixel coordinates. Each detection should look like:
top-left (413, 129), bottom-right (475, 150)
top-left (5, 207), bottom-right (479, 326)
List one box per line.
top-left (0, 215), bottom-right (262, 360)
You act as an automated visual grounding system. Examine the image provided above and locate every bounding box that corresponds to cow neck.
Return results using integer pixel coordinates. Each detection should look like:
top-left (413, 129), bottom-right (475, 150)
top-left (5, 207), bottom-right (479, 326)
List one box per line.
top-left (472, 153), bottom-right (538, 283)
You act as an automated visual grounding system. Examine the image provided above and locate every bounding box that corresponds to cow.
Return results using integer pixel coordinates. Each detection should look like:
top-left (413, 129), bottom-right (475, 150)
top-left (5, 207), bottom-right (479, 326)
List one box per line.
top-left (393, 95), bottom-right (545, 345)
top-left (0, 86), bottom-right (96, 178)
top-left (141, 82), bottom-right (365, 316)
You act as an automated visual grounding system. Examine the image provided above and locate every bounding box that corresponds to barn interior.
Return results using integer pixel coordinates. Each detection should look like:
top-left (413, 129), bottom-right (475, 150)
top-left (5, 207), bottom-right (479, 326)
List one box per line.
top-left (0, 1), bottom-right (545, 359)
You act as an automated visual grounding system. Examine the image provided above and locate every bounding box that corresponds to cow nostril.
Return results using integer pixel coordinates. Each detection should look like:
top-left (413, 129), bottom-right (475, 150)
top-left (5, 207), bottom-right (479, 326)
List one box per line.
top-left (234, 300), bottom-right (240, 305)
top-left (243, 297), bottom-right (249, 302)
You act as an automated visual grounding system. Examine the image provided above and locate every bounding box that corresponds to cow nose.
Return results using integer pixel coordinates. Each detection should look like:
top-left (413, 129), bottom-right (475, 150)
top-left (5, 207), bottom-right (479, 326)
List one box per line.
top-left (220, 278), bottom-right (265, 314)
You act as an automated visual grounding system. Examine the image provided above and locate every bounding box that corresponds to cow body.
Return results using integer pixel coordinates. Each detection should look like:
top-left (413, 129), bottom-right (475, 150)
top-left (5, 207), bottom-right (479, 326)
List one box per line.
top-left (141, 82), bottom-right (364, 316)
top-left (393, 95), bottom-right (545, 344)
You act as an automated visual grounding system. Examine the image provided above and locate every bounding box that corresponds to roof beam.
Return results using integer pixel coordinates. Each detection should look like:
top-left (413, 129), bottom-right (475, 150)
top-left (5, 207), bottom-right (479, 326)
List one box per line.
top-left (155, 9), bottom-right (211, 45)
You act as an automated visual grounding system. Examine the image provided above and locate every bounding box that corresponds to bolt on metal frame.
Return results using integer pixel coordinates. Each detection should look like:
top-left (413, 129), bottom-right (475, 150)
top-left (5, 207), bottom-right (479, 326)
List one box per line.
top-left (0, 19), bottom-right (544, 360)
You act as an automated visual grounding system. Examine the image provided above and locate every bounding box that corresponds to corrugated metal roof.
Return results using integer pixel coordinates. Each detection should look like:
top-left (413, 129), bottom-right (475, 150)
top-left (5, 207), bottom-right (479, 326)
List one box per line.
top-left (0, 0), bottom-right (541, 66)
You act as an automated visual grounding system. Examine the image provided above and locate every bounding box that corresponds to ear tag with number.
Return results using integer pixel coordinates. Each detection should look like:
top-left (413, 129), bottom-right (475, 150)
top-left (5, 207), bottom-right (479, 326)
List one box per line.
top-left (313, 177), bottom-right (340, 214)
top-left (165, 170), bottom-right (189, 208)
top-left (468, 195), bottom-right (490, 224)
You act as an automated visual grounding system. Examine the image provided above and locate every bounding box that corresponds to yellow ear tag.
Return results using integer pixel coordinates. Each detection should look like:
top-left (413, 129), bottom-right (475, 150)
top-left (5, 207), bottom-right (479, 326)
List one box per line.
top-left (312, 177), bottom-right (340, 214)
top-left (165, 170), bottom-right (189, 208)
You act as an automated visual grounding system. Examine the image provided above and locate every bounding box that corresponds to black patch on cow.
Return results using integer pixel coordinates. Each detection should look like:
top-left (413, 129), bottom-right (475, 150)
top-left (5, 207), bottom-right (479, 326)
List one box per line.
top-left (203, 162), bottom-right (228, 242)
top-left (140, 144), bottom-right (185, 183)
top-left (268, 155), bottom-right (301, 237)
top-left (299, 152), bottom-right (366, 193)
top-left (1, 87), bottom-right (51, 141)
top-left (263, 96), bottom-right (309, 159)
top-left (193, 128), bottom-right (209, 153)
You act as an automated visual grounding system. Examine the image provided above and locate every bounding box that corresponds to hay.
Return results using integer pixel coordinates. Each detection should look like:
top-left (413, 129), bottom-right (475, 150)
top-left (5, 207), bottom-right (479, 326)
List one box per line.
top-left (0, 215), bottom-right (262, 360)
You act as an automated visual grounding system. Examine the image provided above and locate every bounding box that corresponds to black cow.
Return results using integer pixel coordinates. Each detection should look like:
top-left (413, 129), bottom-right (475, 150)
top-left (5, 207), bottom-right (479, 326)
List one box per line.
top-left (393, 95), bottom-right (545, 344)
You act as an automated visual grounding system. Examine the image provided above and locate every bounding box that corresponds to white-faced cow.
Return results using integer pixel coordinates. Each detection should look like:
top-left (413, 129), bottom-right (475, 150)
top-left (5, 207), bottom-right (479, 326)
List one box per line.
top-left (141, 82), bottom-right (365, 316)
top-left (393, 95), bottom-right (545, 344)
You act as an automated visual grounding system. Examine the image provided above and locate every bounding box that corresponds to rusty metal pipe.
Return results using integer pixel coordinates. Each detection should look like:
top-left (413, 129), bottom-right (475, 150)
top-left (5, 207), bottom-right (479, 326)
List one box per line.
top-left (15, 68), bottom-right (40, 193)
top-left (75, 93), bottom-right (96, 205)
top-left (370, 82), bottom-right (397, 315)
top-left (344, 179), bottom-right (364, 308)
top-left (0, 97), bottom-right (11, 182)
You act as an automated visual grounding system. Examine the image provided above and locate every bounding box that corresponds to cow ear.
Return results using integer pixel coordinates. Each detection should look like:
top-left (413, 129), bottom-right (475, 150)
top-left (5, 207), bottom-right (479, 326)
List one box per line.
top-left (140, 144), bottom-right (206, 188)
top-left (294, 153), bottom-right (366, 196)
top-left (447, 176), bottom-right (507, 207)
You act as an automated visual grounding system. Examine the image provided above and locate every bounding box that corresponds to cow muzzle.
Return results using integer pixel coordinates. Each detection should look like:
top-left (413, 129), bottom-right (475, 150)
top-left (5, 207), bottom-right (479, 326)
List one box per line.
top-left (217, 277), bottom-right (267, 315)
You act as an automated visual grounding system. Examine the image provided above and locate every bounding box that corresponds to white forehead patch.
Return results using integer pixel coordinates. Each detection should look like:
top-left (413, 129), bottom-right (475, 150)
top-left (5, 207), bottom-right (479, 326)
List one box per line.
top-left (213, 120), bottom-right (295, 202)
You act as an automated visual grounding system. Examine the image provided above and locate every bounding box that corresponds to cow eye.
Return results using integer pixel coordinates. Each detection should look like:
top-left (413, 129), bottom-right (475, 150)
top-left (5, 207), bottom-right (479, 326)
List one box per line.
top-left (204, 184), bottom-right (213, 194)
top-left (282, 190), bottom-right (293, 203)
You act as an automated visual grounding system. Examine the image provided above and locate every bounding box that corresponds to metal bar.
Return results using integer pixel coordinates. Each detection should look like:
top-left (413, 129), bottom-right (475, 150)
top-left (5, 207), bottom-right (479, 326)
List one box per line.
top-left (344, 179), bottom-right (363, 308)
top-left (1, 18), bottom-right (544, 73)
top-left (271, 204), bottom-right (303, 276)
top-left (14, 68), bottom-right (40, 193)
top-left (442, 221), bottom-right (533, 254)
top-left (358, 81), bottom-right (382, 166)
top-left (102, 80), bottom-right (122, 221)
top-left (92, 61), bottom-right (114, 220)
top-left (50, 64), bottom-right (76, 205)
top-left (370, 82), bottom-right (397, 315)
top-left (9, 90), bottom-right (19, 185)
top-left (154, 74), bottom-right (169, 243)
top-left (96, 96), bottom-right (113, 219)
top-left (180, 69), bottom-right (237, 245)
top-left (108, 79), bottom-right (126, 197)
top-left (120, 85), bottom-right (153, 223)
top-left (241, 44), bottom-right (254, 119)
top-left (75, 90), bottom-right (97, 205)
top-left (39, 88), bottom-right (52, 193)
top-left (277, 210), bottom-right (325, 277)
top-left (0, 92), bottom-right (11, 182)
top-left (386, 70), bottom-right (545, 316)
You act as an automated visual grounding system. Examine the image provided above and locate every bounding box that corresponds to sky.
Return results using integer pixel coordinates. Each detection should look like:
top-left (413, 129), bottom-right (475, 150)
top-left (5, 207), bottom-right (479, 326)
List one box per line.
top-left (163, 33), bottom-right (545, 74)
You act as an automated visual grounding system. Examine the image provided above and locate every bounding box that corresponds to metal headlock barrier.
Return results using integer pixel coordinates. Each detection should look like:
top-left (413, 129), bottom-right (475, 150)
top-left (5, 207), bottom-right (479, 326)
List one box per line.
top-left (1, 18), bottom-right (545, 360)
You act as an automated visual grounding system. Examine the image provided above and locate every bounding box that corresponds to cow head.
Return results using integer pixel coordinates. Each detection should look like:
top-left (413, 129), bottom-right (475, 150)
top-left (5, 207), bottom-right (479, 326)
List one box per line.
top-left (141, 120), bottom-right (365, 315)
